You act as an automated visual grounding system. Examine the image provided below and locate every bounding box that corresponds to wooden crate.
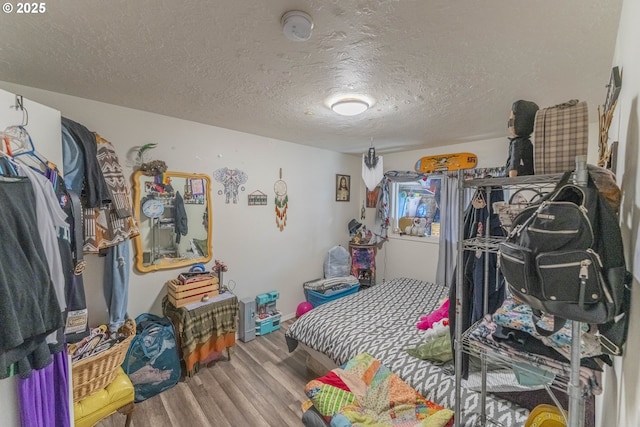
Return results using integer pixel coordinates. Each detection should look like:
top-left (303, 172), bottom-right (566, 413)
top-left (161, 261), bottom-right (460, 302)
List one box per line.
top-left (166, 276), bottom-right (219, 308)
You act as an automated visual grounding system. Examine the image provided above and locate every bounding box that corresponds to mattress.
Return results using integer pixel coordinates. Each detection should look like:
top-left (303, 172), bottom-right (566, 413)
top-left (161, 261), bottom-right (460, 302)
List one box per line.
top-left (285, 277), bottom-right (530, 427)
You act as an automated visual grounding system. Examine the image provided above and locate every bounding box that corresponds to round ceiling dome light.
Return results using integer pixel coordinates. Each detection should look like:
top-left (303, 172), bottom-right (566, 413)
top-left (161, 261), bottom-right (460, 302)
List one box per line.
top-left (281, 10), bottom-right (314, 42)
top-left (331, 99), bottom-right (370, 116)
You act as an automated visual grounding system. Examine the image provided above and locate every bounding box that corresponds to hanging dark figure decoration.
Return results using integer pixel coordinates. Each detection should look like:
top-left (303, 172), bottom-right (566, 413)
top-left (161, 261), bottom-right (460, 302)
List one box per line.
top-left (505, 100), bottom-right (539, 177)
top-left (362, 146), bottom-right (384, 191)
top-left (364, 147), bottom-right (379, 169)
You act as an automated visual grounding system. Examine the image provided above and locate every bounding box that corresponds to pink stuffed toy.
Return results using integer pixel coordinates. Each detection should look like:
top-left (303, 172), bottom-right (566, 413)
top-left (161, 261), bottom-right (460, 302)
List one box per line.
top-left (416, 299), bottom-right (450, 330)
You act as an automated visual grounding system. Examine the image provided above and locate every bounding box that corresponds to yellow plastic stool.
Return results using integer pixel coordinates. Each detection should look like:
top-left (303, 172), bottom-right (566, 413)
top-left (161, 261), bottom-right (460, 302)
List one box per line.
top-left (73, 367), bottom-right (135, 427)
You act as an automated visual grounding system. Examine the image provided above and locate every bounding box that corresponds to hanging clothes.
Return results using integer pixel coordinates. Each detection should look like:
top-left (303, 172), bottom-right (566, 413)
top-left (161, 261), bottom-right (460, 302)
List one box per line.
top-left (0, 156), bottom-right (18, 176)
top-left (174, 191), bottom-right (188, 243)
top-left (103, 241), bottom-right (131, 332)
top-left (16, 163), bottom-right (69, 311)
top-left (61, 117), bottom-right (110, 208)
top-left (53, 175), bottom-right (89, 342)
top-left (95, 134), bottom-right (134, 218)
top-left (60, 120), bottom-right (136, 339)
top-left (469, 187), bottom-right (507, 323)
top-left (18, 349), bottom-right (70, 427)
top-left (83, 134), bottom-right (139, 254)
top-left (60, 124), bottom-right (85, 195)
top-left (63, 117), bottom-right (131, 255)
top-left (1, 120), bottom-right (78, 427)
top-left (0, 176), bottom-right (63, 378)
top-left (448, 186), bottom-right (506, 379)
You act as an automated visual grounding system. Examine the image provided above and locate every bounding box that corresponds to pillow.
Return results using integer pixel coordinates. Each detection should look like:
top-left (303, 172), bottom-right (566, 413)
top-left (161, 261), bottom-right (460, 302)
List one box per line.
top-left (406, 333), bottom-right (453, 364)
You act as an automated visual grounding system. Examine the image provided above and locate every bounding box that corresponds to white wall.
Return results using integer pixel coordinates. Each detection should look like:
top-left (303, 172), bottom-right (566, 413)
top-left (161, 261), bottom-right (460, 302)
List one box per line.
top-left (0, 81), bottom-right (362, 327)
top-left (597, 0), bottom-right (640, 425)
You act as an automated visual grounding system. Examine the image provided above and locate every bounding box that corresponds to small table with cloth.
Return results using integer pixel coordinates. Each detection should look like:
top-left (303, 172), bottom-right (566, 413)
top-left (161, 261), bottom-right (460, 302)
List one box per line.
top-left (162, 292), bottom-right (238, 378)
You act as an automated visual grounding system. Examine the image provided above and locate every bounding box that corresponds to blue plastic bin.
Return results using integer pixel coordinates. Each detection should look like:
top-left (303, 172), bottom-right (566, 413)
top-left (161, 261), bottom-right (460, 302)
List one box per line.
top-left (305, 283), bottom-right (360, 307)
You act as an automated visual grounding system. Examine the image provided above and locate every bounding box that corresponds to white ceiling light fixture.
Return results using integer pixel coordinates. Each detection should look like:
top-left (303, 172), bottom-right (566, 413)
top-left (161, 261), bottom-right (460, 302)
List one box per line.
top-left (331, 98), bottom-right (370, 116)
top-left (281, 10), bottom-right (314, 42)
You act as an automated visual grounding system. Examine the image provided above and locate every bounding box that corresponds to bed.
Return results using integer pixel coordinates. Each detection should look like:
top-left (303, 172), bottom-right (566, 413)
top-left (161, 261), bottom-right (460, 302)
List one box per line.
top-left (285, 277), bottom-right (530, 427)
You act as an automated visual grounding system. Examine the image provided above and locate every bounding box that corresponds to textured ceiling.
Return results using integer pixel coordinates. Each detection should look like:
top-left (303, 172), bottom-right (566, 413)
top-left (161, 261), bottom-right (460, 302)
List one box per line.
top-left (0, 0), bottom-right (622, 154)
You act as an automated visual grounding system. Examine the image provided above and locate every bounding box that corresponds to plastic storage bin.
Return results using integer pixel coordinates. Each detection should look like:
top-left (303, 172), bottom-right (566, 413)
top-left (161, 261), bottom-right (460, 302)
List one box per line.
top-left (305, 284), bottom-right (360, 308)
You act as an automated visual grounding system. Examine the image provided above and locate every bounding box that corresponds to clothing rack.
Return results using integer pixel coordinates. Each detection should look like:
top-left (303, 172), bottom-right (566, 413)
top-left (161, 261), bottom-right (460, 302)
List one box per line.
top-left (453, 169), bottom-right (586, 427)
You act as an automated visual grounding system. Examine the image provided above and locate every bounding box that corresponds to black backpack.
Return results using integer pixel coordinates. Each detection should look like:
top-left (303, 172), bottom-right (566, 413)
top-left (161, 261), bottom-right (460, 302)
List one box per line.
top-left (498, 170), bottom-right (630, 353)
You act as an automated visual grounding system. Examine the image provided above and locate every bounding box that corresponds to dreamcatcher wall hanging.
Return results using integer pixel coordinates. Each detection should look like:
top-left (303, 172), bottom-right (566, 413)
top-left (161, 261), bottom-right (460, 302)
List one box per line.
top-left (213, 167), bottom-right (248, 204)
top-left (274, 168), bottom-right (288, 231)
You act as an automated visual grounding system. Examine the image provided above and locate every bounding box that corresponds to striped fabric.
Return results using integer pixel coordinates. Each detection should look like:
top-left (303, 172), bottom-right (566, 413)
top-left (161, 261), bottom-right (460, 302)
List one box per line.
top-left (95, 134), bottom-right (133, 218)
top-left (305, 378), bottom-right (356, 417)
top-left (534, 99), bottom-right (588, 174)
top-left (83, 134), bottom-right (139, 253)
top-left (162, 295), bottom-right (238, 377)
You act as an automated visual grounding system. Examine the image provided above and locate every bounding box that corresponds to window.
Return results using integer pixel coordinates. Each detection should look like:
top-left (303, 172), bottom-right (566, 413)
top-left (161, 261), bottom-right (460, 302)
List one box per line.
top-left (390, 177), bottom-right (442, 237)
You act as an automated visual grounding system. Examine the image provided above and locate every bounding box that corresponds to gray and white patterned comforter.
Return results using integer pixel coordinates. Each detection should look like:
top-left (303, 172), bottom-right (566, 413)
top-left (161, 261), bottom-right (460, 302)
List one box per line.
top-left (285, 277), bottom-right (529, 427)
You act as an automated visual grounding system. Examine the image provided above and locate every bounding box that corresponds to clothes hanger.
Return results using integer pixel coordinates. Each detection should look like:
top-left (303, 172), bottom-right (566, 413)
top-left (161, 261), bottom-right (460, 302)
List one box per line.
top-left (4, 125), bottom-right (49, 170)
top-left (4, 96), bottom-right (49, 169)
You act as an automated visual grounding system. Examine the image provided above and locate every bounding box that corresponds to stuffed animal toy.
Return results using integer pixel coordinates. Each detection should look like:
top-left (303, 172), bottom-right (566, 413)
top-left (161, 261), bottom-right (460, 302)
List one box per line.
top-left (417, 299), bottom-right (450, 330)
top-left (506, 100), bottom-right (539, 177)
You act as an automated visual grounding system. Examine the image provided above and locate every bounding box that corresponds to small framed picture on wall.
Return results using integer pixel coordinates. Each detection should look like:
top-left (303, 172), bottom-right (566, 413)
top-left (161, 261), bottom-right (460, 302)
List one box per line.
top-left (336, 174), bottom-right (350, 202)
top-left (366, 185), bottom-right (380, 208)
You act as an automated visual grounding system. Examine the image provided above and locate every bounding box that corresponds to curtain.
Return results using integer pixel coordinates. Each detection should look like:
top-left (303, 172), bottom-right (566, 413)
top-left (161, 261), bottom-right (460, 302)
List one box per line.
top-left (435, 175), bottom-right (473, 286)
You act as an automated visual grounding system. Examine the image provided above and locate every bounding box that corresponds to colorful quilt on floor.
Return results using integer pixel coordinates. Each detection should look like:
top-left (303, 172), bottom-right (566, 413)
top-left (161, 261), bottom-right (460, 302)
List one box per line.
top-left (305, 353), bottom-right (454, 427)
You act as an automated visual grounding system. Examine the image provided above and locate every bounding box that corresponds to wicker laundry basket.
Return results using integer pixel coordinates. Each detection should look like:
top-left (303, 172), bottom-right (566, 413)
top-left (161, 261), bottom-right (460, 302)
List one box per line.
top-left (71, 318), bottom-right (136, 402)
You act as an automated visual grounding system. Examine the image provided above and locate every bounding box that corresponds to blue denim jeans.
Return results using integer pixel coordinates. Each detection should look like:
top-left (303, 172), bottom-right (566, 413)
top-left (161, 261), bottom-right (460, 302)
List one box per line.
top-left (104, 240), bottom-right (130, 332)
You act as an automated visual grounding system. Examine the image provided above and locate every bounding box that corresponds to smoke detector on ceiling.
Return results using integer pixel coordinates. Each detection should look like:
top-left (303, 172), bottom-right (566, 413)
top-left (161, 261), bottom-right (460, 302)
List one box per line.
top-left (281, 10), bottom-right (313, 42)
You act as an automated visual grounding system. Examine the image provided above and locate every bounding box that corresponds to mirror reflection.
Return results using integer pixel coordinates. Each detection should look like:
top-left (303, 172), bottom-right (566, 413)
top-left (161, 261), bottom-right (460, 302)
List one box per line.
top-left (132, 171), bottom-right (212, 272)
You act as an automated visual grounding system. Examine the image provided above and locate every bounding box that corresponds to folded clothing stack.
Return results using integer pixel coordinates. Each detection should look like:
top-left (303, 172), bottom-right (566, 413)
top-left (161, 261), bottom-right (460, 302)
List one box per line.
top-left (303, 276), bottom-right (360, 293)
top-left (303, 276), bottom-right (361, 308)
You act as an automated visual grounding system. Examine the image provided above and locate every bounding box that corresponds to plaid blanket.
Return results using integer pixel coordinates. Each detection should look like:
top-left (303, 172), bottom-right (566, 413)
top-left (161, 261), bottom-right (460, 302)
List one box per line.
top-left (162, 295), bottom-right (238, 376)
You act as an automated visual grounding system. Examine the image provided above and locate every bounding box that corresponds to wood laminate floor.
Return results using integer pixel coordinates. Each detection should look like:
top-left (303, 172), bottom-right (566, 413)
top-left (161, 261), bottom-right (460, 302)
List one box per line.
top-left (96, 319), bottom-right (316, 427)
